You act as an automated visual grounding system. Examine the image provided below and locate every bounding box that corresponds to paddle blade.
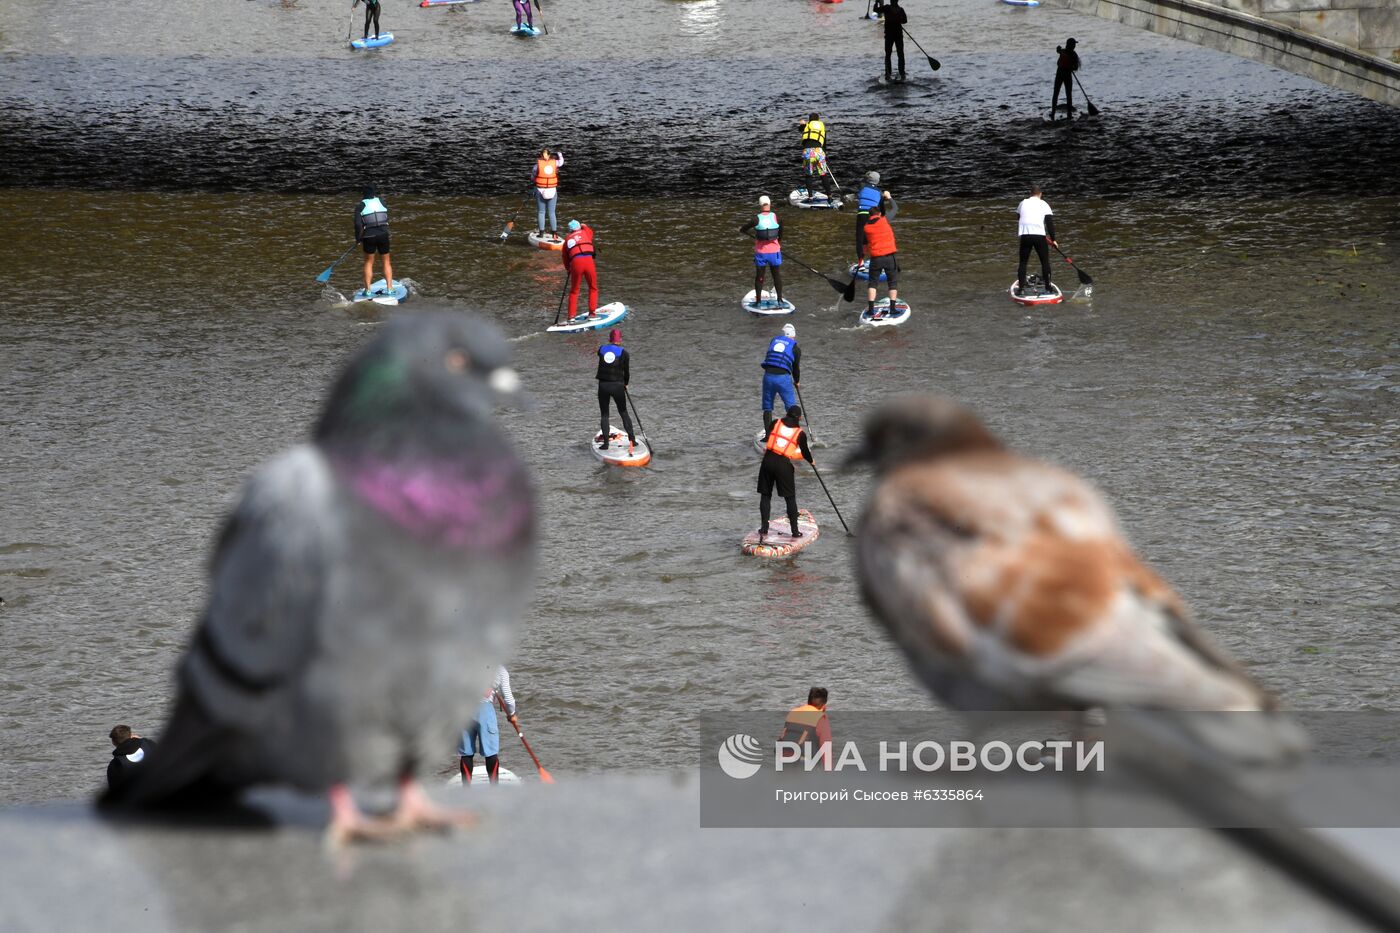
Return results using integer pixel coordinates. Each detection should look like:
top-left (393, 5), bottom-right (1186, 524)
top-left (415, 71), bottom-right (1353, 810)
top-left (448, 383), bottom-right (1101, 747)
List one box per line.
top-left (825, 276), bottom-right (847, 295)
top-left (929, 56), bottom-right (941, 71)
top-left (1087, 102), bottom-right (1101, 116)
top-left (1075, 266), bottom-right (1094, 285)
top-left (315, 265), bottom-right (335, 283)
top-left (497, 220), bottom-right (514, 242)
top-left (537, 766), bottom-right (555, 784)
top-left (842, 279), bottom-right (858, 303)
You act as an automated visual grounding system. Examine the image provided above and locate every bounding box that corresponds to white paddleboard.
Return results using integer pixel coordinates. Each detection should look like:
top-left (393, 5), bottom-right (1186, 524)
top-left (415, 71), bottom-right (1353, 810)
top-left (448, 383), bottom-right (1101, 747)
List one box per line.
top-left (1008, 279), bottom-right (1064, 306)
top-left (849, 260), bottom-right (888, 282)
top-left (741, 289), bottom-right (795, 315)
top-left (350, 32), bottom-right (395, 50)
top-left (593, 427), bottom-right (651, 467)
top-left (351, 279), bottom-right (411, 306)
top-left (741, 508), bottom-right (820, 558)
top-left (788, 188), bottom-right (842, 210)
top-left (1002, 0), bottom-right (1040, 6)
top-left (527, 231), bottom-right (564, 250)
top-left (859, 298), bottom-right (911, 326)
top-left (546, 300), bottom-right (629, 333)
top-left (444, 765), bottom-right (522, 787)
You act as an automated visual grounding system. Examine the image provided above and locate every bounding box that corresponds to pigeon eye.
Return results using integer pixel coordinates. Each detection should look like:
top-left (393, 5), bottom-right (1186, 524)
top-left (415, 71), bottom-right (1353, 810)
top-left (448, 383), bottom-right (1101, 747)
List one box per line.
top-left (444, 349), bottom-right (469, 373)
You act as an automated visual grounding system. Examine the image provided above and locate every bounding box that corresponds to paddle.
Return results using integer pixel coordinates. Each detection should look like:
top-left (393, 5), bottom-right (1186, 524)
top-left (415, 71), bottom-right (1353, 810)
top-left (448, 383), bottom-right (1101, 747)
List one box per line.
top-left (497, 695), bottom-right (553, 784)
top-left (901, 27), bottom-right (941, 71)
top-left (316, 243), bottom-right (357, 284)
top-left (625, 388), bottom-right (654, 456)
top-left (533, 0), bottom-right (548, 34)
top-left (783, 251), bottom-right (854, 298)
top-left (346, 1), bottom-right (354, 44)
top-left (794, 383), bottom-right (817, 444)
top-left (810, 460), bottom-right (853, 537)
top-left (1072, 73), bottom-right (1100, 116)
top-left (861, 0), bottom-right (879, 20)
top-left (550, 274), bottom-right (571, 327)
top-left (1050, 241), bottom-right (1094, 285)
top-left (497, 187), bottom-right (532, 243)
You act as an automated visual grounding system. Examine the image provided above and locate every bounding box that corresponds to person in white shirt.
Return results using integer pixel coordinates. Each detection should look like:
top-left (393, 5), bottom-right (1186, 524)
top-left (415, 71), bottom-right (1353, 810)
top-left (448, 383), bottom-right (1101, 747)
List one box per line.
top-left (1016, 185), bottom-right (1058, 295)
top-left (458, 666), bottom-right (519, 785)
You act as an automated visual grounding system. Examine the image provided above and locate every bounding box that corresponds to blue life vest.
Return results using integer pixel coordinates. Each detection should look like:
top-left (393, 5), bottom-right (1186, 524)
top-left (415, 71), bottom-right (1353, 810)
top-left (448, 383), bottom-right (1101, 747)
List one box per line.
top-left (763, 335), bottom-right (797, 373)
top-left (359, 197), bottom-right (389, 234)
top-left (599, 344), bottom-right (624, 363)
top-left (857, 186), bottom-right (882, 212)
top-left (755, 211), bottom-right (780, 242)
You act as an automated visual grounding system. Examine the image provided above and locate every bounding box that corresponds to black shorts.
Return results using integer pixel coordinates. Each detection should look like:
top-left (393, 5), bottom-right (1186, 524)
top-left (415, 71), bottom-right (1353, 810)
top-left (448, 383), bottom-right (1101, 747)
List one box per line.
top-left (757, 453), bottom-right (797, 499)
top-left (868, 254), bottom-right (899, 287)
top-left (362, 234), bottom-right (391, 255)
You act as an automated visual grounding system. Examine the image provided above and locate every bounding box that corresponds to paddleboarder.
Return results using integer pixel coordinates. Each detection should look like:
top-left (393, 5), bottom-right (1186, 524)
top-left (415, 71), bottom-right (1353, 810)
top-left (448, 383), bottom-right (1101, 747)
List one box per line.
top-left (854, 172), bottom-right (886, 265)
top-left (862, 200), bottom-right (901, 319)
top-left (1016, 184), bottom-right (1057, 296)
top-left (873, 0), bottom-right (908, 82)
top-left (1051, 38), bottom-right (1080, 121)
top-left (757, 405), bottom-right (814, 542)
top-left (512, 0), bottom-right (535, 32)
top-left (741, 195), bottom-right (785, 310)
top-left (532, 147), bottom-right (564, 237)
top-left (563, 219), bottom-right (598, 322)
top-left (459, 666), bottom-right (519, 785)
top-left (799, 113), bottom-right (835, 201)
top-left (760, 323), bottom-right (801, 430)
top-left (353, 0), bottom-right (383, 41)
top-left (354, 184), bottom-right (394, 295)
top-left (596, 328), bottom-right (636, 452)
top-left (778, 688), bottom-right (832, 770)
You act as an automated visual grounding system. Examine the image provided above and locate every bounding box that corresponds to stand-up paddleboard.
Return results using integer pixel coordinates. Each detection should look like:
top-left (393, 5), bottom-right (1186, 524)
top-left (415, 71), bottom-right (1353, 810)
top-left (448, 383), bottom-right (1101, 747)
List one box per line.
top-left (511, 22), bottom-right (542, 36)
top-left (445, 765), bottom-right (522, 787)
top-left (849, 260), bottom-right (888, 282)
top-left (741, 289), bottom-right (796, 316)
top-left (527, 231), bottom-right (564, 250)
top-left (351, 279), bottom-right (411, 306)
top-left (593, 427), bottom-right (651, 467)
top-left (741, 508), bottom-right (820, 558)
top-left (1009, 278), bottom-right (1064, 306)
top-left (546, 301), bottom-right (629, 333)
top-left (788, 188), bottom-right (842, 210)
top-left (1002, 0), bottom-right (1040, 6)
top-left (421, 0), bottom-right (475, 5)
top-left (859, 298), bottom-right (911, 326)
top-left (350, 32), bottom-right (395, 50)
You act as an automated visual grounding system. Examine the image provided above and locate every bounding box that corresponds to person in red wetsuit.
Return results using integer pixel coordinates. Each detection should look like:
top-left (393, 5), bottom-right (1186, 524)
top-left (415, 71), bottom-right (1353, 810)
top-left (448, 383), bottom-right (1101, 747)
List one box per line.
top-left (563, 219), bottom-right (598, 322)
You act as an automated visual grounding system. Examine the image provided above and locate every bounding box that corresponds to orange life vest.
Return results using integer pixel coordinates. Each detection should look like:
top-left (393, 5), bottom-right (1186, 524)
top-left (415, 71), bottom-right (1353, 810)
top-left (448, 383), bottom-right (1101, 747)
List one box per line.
top-left (534, 157), bottom-right (559, 189)
top-left (765, 421), bottom-right (805, 460)
top-left (864, 215), bottom-right (897, 257)
top-left (564, 225), bottom-right (594, 263)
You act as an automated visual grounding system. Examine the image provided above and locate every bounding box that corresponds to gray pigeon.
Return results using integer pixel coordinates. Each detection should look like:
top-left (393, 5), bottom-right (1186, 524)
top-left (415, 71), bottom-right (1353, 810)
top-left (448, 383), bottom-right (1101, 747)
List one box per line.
top-left (101, 310), bottom-right (535, 838)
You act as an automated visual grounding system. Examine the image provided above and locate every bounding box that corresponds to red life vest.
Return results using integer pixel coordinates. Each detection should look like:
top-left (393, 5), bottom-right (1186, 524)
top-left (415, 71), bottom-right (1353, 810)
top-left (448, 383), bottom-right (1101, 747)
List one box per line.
top-left (864, 215), bottom-right (897, 257)
top-left (534, 157), bottom-right (559, 189)
top-left (564, 225), bottom-right (595, 264)
top-left (765, 421), bottom-right (805, 460)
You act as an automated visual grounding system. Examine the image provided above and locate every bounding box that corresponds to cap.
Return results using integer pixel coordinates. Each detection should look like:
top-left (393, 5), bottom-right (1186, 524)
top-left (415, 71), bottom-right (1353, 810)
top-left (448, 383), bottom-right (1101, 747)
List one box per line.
top-left (759, 195), bottom-right (771, 206)
top-left (782, 323), bottom-right (796, 338)
top-left (608, 328), bottom-right (622, 342)
top-left (1065, 37), bottom-right (1077, 47)
top-left (864, 171), bottom-right (880, 185)
top-left (568, 219), bottom-right (581, 231)
top-left (361, 184), bottom-right (377, 199)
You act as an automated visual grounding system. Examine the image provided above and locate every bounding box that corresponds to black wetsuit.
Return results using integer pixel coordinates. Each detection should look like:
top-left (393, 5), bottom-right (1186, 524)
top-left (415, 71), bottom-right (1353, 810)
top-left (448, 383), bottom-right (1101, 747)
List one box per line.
top-left (596, 345), bottom-right (635, 445)
top-left (1052, 48), bottom-right (1080, 116)
top-left (362, 0), bottom-right (382, 39)
top-left (876, 1), bottom-right (908, 79)
top-left (757, 417), bottom-right (814, 537)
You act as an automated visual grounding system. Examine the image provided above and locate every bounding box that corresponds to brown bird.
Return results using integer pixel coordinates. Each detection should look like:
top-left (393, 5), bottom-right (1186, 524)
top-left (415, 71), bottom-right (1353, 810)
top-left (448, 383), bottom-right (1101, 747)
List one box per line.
top-left (847, 395), bottom-right (1284, 720)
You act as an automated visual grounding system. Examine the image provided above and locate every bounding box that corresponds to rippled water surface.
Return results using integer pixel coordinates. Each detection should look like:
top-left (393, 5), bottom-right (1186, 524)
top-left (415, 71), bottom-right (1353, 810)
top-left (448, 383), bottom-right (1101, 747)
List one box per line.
top-left (2, 0), bottom-right (1397, 805)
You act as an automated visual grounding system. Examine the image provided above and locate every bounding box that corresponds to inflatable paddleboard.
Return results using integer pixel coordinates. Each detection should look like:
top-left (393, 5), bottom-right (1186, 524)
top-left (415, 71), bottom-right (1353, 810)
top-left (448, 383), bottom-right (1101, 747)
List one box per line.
top-left (1002, 0), bottom-right (1040, 6)
top-left (859, 298), bottom-right (911, 326)
top-left (445, 765), bottom-right (522, 787)
top-left (546, 301), bottom-right (629, 333)
top-left (1009, 279), bottom-right (1064, 306)
top-left (350, 32), bottom-right (395, 50)
top-left (788, 188), bottom-right (842, 210)
top-left (351, 279), bottom-right (411, 306)
top-left (741, 289), bottom-right (795, 316)
top-left (528, 231), bottom-right (564, 250)
top-left (741, 509), bottom-right (820, 558)
top-left (593, 427), bottom-right (651, 467)
top-left (849, 260), bottom-right (888, 282)
top-left (421, 0), bottom-right (475, 5)
top-left (511, 23), bottom-right (542, 36)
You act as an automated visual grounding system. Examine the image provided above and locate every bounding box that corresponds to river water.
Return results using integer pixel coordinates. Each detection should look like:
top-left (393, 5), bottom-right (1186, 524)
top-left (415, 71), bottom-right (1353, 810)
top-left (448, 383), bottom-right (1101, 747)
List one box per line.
top-left (2, 0), bottom-right (1397, 806)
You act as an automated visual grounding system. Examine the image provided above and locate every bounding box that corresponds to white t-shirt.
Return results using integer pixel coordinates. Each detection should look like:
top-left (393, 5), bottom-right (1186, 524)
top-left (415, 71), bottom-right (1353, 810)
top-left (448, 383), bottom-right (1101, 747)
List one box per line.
top-left (1017, 196), bottom-right (1053, 236)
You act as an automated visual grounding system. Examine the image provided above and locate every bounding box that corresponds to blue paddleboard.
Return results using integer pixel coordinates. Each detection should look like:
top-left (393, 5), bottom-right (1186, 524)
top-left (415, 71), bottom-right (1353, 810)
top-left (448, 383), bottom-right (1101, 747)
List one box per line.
top-left (546, 301), bottom-right (629, 333)
top-left (1002, 0), bottom-right (1040, 5)
top-left (849, 260), bottom-right (888, 283)
top-left (351, 279), bottom-right (410, 305)
top-left (351, 32), bottom-right (395, 50)
top-left (510, 23), bottom-right (541, 36)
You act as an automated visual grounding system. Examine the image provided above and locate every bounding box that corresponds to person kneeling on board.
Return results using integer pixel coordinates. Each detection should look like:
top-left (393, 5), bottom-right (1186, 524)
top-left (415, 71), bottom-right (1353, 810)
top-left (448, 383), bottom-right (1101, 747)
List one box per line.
top-left (460, 666), bottom-right (519, 785)
top-left (563, 219), bottom-right (599, 322)
top-left (354, 184), bottom-right (394, 295)
top-left (761, 323), bottom-right (801, 431)
top-left (799, 113), bottom-right (835, 200)
top-left (596, 328), bottom-right (636, 452)
top-left (741, 195), bottom-right (785, 309)
top-left (758, 406), bottom-right (814, 542)
top-left (779, 688), bottom-right (833, 771)
top-left (863, 199), bottom-right (900, 318)
top-left (1016, 184), bottom-right (1056, 295)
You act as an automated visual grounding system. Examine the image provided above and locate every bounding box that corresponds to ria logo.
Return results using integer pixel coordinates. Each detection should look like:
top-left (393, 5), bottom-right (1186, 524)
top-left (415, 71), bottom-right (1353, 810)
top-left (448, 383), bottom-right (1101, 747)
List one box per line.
top-left (717, 734), bottom-right (764, 779)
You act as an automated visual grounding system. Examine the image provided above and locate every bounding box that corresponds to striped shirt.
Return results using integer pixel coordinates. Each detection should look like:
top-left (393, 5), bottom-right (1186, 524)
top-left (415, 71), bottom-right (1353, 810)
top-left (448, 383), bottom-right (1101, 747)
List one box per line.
top-left (486, 666), bottom-right (517, 716)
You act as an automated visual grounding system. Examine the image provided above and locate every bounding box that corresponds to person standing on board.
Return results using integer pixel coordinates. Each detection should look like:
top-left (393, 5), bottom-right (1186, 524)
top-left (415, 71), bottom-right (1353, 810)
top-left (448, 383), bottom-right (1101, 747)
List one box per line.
top-left (563, 219), bottom-right (598, 322)
top-left (1051, 38), bottom-right (1080, 121)
top-left (106, 725), bottom-right (157, 792)
top-left (799, 113), bottom-right (835, 201)
top-left (760, 323), bottom-right (801, 431)
top-left (512, 0), bottom-right (535, 33)
top-left (862, 199), bottom-right (901, 319)
top-left (354, 184), bottom-right (393, 295)
top-left (459, 666), bottom-right (520, 785)
top-left (595, 328), bottom-right (636, 452)
top-left (874, 0), bottom-right (908, 82)
top-left (779, 688), bottom-right (832, 770)
top-left (741, 195), bottom-right (786, 309)
top-left (1016, 184), bottom-right (1057, 295)
top-left (757, 405), bottom-right (814, 543)
top-left (353, 0), bottom-right (383, 41)
top-left (532, 148), bottom-right (564, 238)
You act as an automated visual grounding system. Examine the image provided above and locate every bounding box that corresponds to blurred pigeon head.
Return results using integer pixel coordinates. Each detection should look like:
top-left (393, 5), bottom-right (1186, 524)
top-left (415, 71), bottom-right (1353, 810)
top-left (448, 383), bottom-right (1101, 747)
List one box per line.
top-left (846, 395), bottom-right (1001, 473)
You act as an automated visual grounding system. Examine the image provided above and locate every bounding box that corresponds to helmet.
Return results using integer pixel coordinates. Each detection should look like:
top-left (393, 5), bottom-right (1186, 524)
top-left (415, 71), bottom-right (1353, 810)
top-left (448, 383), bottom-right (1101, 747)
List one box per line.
top-left (568, 219), bottom-right (581, 232)
top-left (608, 328), bottom-right (622, 343)
top-left (782, 323), bottom-right (797, 339)
top-left (864, 171), bottom-right (880, 186)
